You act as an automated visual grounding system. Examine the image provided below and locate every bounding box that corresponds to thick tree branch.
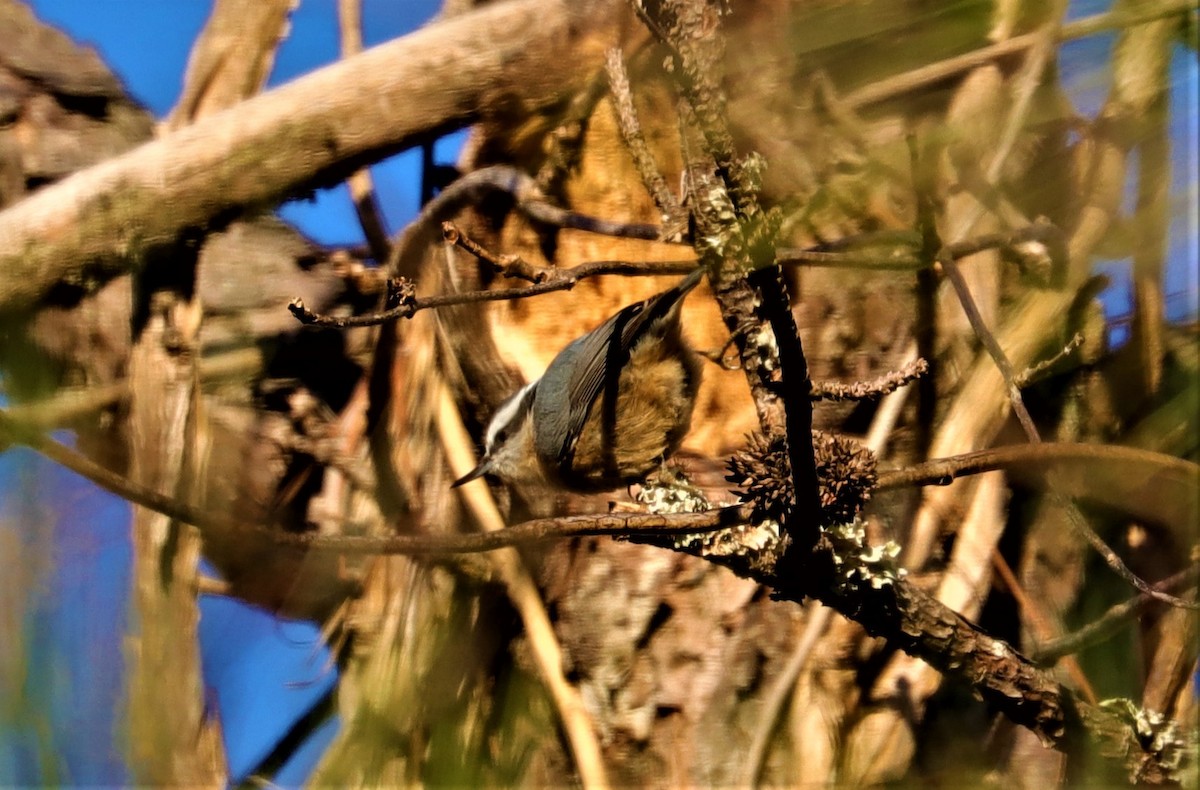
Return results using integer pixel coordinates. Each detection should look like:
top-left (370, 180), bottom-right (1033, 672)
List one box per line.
top-left (635, 0), bottom-right (824, 564)
top-left (625, 522), bottom-right (1184, 782)
top-left (0, 0), bottom-right (624, 315)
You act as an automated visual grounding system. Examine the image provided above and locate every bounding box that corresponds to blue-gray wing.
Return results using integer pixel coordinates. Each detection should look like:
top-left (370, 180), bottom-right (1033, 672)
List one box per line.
top-left (533, 268), bottom-right (704, 464)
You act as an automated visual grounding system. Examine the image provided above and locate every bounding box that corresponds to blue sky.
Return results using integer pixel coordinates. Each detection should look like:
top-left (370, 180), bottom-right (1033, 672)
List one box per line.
top-left (2, 0), bottom-right (1197, 786)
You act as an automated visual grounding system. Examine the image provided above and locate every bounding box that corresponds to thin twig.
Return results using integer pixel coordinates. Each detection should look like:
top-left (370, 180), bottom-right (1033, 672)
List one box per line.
top-left (278, 507), bottom-right (747, 554)
top-left (424, 165), bottom-right (670, 248)
top-left (775, 228), bottom-right (920, 270)
top-left (774, 248), bottom-right (922, 271)
top-left (0, 406), bottom-right (744, 556)
top-left (1013, 333), bottom-right (1085, 388)
top-left (295, 222), bottom-right (1062, 330)
top-left (1033, 565), bottom-right (1200, 663)
top-left (1060, 501), bottom-right (1198, 610)
top-left (810, 358), bottom-right (928, 402)
top-left (876, 442), bottom-right (1198, 493)
top-left (942, 222), bottom-right (1066, 274)
top-left (289, 258), bottom-right (699, 328)
top-left (864, 345), bottom-right (918, 458)
top-left (938, 248), bottom-right (1042, 439)
top-left (441, 221), bottom-right (550, 283)
top-left (519, 190), bottom-right (666, 240)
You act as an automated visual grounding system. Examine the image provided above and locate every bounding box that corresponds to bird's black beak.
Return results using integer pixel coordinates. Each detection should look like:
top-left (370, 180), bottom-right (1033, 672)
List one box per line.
top-left (451, 460), bottom-right (489, 488)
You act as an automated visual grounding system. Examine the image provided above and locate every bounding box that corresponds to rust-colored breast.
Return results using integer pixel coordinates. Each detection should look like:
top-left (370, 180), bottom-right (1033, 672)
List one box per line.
top-left (564, 324), bottom-right (700, 488)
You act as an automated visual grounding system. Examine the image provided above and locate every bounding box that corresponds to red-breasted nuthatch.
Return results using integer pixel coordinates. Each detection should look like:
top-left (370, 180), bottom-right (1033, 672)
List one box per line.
top-left (453, 268), bottom-right (705, 492)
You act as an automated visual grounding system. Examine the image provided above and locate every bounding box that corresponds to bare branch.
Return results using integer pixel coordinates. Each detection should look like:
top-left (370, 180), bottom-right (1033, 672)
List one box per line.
top-left (811, 358), bottom-right (929, 402)
top-left (1013, 333), bottom-right (1085, 388)
top-left (281, 507), bottom-right (747, 555)
top-left (938, 247), bottom-right (1043, 439)
top-left (293, 218), bottom-right (1061, 330)
top-left (0, 0), bottom-right (626, 315)
top-left (0, 405), bottom-right (745, 555)
top-left (441, 221), bottom-right (547, 283)
top-left (289, 261), bottom-right (699, 327)
top-left (877, 442), bottom-right (1198, 496)
top-left (1033, 565), bottom-right (1199, 663)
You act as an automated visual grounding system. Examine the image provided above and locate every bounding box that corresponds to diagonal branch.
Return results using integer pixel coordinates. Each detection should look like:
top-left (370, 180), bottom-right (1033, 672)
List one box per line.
top-left (0, 0), bottom-right (626, 316)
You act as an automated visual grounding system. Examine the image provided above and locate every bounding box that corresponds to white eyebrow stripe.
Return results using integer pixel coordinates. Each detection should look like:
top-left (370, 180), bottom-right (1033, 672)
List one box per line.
top-left (485, 381), bottom-right (538, 450)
